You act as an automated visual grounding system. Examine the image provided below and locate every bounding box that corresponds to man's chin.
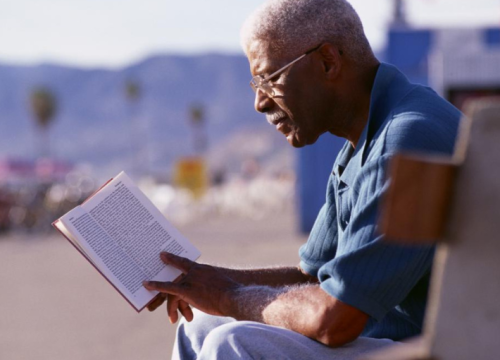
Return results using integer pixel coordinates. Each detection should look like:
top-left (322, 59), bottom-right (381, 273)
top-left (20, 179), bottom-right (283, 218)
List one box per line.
top-left (286, 132), bottom-right (318, 148)
top-left (286, 133), bottom-right (306, 148)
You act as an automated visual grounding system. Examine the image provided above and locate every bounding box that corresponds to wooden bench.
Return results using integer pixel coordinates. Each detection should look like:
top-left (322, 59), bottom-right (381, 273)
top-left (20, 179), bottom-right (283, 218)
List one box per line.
top-left (361, 99), bottom-right (500, 360)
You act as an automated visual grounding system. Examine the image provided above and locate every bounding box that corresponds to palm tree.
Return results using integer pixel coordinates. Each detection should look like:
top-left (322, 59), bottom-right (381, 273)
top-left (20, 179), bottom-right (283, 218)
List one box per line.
top-left (125, 80), bottom-right (140, 102)
top-left (189, 104), bottom-right (207, 154)
top-left (30, 87), bottom-right (57, 158)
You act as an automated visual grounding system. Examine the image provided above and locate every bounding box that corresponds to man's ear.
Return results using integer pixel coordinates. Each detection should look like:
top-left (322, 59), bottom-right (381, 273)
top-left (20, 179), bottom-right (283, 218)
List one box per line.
top-left (318, 43), bottom-right (342, 80)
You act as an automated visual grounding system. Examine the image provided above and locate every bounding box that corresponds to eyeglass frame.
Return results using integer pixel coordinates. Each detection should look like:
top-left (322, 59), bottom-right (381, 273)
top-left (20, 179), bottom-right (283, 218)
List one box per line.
top-left (249, 43), bottom-right (323, 98)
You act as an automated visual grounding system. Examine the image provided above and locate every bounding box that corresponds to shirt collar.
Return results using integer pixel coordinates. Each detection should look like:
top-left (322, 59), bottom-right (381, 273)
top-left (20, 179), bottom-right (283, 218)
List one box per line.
top-left (334, 63), bottom-right (414, 187)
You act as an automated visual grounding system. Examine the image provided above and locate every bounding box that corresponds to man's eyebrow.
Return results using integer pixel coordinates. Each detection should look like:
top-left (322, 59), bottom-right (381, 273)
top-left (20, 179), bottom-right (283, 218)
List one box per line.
top-left (252, 57), bottom-right (281, 78)
top-left (252, 63), bottom-right (269, 77)
top-left (256, 63), bottom-right (282, 79)
top-left (253, 70), bottom-right (272, 80)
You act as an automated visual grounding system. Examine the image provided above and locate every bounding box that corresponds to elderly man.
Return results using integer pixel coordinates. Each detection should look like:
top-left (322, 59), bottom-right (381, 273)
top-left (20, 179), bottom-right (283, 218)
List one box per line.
top-left (144, 0), bottom-right (461, 359)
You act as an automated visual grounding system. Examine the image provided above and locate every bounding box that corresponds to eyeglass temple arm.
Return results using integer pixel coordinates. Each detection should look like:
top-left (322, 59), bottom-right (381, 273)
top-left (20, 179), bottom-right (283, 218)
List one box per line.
top-left (263, 44), bottom-right (322, 81)
top-left (264, 53), bottom-right (307, 81)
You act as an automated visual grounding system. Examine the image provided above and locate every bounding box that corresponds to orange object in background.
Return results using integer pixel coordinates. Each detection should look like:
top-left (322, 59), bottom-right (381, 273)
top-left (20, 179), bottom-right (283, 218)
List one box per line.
top-left (174, 157), bottom-right (207, 199)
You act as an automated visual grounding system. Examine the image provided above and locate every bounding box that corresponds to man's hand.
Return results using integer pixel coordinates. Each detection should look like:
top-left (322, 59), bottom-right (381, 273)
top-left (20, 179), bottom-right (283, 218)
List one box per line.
top-left (143, 252), bottom-right (240, 318)
top-left (146, 271), bottom-right (195, 324)
top-left (147, 275), bottom-right (194, 324)
top-left (146, 293), bottom-right (194, 324)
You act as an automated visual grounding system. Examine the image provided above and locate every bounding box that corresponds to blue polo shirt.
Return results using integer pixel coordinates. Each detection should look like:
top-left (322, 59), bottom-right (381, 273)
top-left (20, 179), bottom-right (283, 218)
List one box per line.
top-left (299, 63), bottom-right (461, 340)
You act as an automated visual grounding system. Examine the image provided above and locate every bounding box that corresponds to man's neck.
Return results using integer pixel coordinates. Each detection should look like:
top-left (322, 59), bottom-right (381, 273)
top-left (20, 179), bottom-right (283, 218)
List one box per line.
top-left (343, 61), bottom-right (380, 148)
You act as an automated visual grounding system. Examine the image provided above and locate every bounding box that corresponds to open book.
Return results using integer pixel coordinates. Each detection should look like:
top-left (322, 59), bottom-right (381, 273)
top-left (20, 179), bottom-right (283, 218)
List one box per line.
top-left (52, 171), bottom-right (201, 312)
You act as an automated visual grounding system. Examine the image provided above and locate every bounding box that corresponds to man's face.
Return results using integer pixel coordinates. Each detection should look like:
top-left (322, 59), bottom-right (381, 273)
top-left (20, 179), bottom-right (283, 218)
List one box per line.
top-left (247, 40), bottom-right (331, 148)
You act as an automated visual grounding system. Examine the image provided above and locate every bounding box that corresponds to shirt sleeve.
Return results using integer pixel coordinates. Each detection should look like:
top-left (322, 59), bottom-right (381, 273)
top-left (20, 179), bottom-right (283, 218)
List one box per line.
top-left (299, 174), bottom-right (339, 277)
top-left (317, 155), bottom-right (435, 321)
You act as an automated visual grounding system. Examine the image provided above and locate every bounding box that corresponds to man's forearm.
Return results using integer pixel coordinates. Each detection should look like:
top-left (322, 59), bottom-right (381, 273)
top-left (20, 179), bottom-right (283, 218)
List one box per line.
top-left (215, 265), bottom-right (317, 287)
top-left (144, 253), bottom-right (368, 347)
top-left (225, 283), bottom-right (319, 327)
top-left (223, 283), bottom-right (368, 347)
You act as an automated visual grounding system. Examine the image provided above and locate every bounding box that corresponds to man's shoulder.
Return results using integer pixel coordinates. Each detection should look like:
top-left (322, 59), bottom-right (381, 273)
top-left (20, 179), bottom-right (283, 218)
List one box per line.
top-left (393, 84), bottom-right (461, 120)
top-left (381, 85), bottom-right (462, 156)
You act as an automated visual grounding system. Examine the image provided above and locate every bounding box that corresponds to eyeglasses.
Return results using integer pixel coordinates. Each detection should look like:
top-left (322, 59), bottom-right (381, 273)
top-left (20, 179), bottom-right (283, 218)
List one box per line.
top-left (250, 44), bottom-right (322, 98)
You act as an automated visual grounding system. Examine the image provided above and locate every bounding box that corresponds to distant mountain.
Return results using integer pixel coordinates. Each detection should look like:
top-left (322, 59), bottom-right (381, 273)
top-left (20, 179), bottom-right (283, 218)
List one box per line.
top-left (0, 54), bottom-right (287, 180)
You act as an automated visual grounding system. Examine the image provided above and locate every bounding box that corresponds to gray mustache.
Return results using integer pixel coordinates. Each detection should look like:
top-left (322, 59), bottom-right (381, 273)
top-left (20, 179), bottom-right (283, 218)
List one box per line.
top-left (266, 112), bottom-right (287, 124)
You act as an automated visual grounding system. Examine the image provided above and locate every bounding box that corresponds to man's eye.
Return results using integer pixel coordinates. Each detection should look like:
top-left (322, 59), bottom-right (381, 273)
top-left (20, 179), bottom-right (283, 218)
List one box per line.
top-left (269, 74), bottom-right (281, 82)
top-left (267, 74), bottom-right (281, 85)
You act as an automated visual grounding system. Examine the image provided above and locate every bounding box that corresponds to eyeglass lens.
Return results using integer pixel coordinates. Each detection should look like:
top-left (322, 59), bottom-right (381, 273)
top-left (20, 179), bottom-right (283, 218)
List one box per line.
top-left (250, 77), bottom-right (275, 97)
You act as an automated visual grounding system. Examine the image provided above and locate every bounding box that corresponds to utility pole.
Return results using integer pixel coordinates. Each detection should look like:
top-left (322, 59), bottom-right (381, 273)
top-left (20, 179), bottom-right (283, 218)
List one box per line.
top-left (392, 0), bottom-right (408, 28)
top-left (125, 80), bottom-right (147, 177)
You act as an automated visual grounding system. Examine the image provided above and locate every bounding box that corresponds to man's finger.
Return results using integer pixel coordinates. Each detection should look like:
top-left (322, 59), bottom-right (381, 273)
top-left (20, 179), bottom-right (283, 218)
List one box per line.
top-left (160, 252), bottom-right (194, 273)
top-left (147, 293), bottom-right (167, 312)
top-left (143, 280), bottom-right (182, 295)
top-left (178, 300), bottom-right (194, 322)
top-left (167, 294), bottom-right (179, 324)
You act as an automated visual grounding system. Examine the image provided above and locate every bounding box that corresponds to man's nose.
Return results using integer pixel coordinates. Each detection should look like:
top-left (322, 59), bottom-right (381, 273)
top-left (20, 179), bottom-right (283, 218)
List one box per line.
top-left (254, 89), bottom-right (273, 113)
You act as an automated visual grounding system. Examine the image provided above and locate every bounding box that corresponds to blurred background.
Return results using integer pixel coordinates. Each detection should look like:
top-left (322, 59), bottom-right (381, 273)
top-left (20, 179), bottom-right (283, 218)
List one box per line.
top-left (1, 0), bottom-right (500, 359)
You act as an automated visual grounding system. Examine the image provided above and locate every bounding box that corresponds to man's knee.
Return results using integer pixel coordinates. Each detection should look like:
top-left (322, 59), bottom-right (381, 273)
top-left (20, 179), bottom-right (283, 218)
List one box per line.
top-left (178, 309), bottom-right (231, 339)
top-left (176, 309), bottom-right (235, 353)
top-left (200, 321), bottom-right (274, 359)
top-left (174, 310), bottom-right (237, 360)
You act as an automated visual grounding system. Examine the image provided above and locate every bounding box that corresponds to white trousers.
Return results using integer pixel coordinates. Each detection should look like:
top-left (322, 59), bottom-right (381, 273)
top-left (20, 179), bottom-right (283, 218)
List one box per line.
top-left (172, 309), bottom-right (398, 360)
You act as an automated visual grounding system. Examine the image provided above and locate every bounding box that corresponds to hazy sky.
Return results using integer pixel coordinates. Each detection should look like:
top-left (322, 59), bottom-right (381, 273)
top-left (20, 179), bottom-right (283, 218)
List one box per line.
top-left (1, 0), bottom-right (499, 68)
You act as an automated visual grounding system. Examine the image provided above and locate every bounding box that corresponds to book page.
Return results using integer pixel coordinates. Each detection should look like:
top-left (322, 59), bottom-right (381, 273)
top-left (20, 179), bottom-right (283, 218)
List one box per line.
top-left (53, 219), bottom-right (93, 264)
top-left (54, 214), bottom-right (150, 310)
top-left (60, 172), bottom-right (201, 311)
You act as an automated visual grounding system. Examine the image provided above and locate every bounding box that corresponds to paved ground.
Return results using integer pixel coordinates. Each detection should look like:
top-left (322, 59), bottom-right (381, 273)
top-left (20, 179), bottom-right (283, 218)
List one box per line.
top-left (0, 210), bottom-right (307, 360)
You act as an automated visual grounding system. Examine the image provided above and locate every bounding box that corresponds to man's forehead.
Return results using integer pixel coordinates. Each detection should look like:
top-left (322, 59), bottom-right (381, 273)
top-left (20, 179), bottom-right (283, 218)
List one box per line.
top-left (247, 39), bottom-right (285, 76)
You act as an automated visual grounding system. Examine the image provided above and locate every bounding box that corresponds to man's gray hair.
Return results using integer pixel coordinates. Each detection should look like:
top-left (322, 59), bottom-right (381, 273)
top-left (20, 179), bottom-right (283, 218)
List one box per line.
top-left (241, 0), bottom-right (374, 65)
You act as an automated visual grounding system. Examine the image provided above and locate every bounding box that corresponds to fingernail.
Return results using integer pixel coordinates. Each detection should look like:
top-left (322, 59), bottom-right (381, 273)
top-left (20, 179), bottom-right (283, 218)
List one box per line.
top-left (143, 281), bottom-right (151, 286)
top-left (160, 253), bottom-right (170, 260)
